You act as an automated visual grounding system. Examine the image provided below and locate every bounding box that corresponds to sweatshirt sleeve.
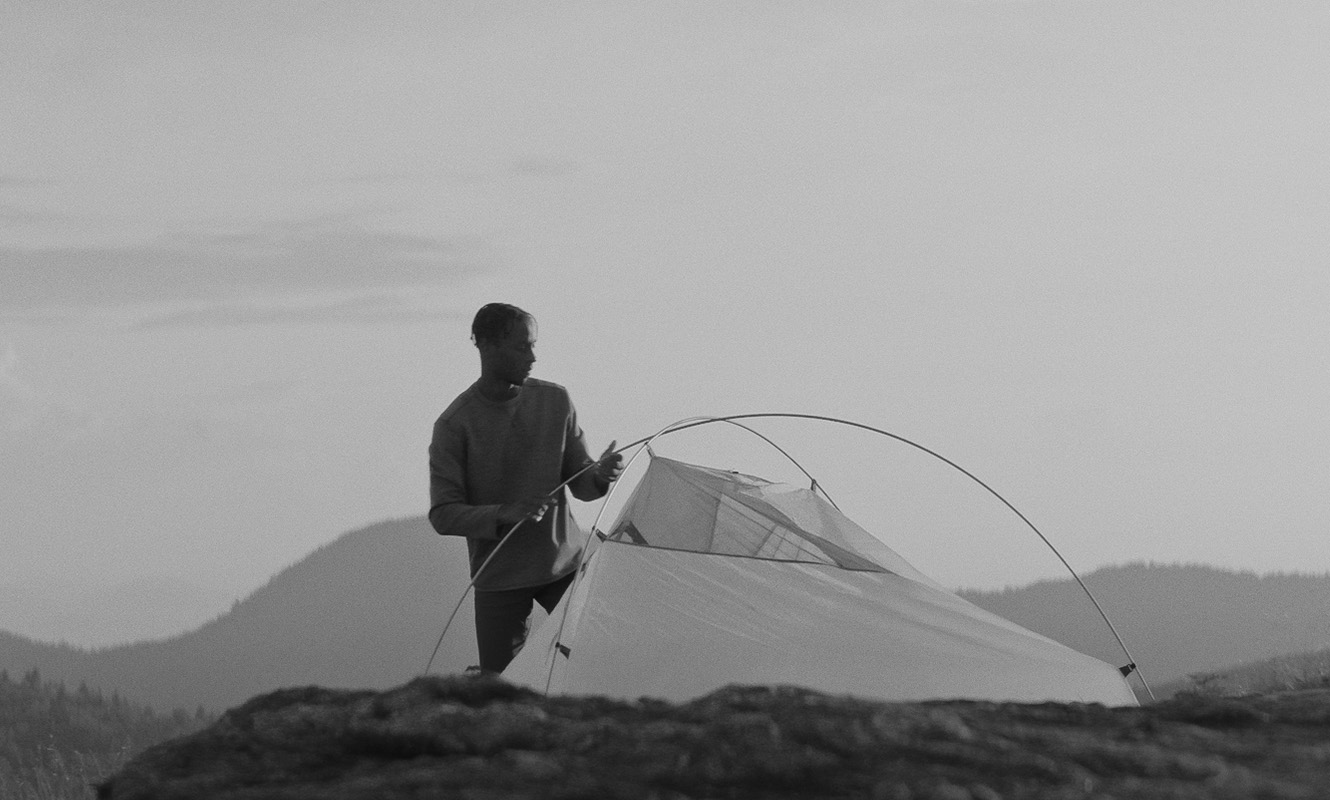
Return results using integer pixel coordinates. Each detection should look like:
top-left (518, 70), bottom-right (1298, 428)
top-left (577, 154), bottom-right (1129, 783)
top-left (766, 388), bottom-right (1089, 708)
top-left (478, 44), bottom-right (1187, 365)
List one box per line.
top-left (428, 416), bottom-right (501, 540)
top-left (563, 396), bottom-right (606, 503)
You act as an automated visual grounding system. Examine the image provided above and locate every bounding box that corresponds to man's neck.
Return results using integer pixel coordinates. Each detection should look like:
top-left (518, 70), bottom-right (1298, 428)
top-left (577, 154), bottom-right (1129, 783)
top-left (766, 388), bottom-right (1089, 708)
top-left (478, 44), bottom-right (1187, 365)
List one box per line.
top-left (476, 375), bottom-right (522, 402)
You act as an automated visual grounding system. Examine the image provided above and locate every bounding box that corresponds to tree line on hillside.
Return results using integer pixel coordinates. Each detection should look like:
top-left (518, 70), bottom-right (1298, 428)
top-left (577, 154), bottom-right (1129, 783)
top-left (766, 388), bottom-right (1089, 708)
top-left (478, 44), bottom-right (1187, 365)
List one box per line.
top-left (0, 668), bottom-right (213, 798)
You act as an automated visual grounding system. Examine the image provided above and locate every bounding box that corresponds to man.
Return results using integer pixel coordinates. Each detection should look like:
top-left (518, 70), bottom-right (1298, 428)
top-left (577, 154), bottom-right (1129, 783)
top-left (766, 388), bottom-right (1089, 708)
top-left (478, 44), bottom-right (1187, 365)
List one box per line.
top-left (429, 303), bottom-right (622, 673)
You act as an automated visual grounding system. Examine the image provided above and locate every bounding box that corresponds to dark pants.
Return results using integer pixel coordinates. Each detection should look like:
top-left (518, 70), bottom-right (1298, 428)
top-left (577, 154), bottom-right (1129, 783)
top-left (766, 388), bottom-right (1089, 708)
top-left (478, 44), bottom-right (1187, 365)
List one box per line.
top-left (473, 571), bottom-right (576, 674)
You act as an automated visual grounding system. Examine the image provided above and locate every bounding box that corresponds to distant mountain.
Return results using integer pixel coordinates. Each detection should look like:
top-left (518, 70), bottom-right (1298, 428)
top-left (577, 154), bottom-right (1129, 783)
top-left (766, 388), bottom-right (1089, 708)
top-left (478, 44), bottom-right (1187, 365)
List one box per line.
top-left (6, 520), bottom-right (1329, 713)
top-left (0, 574), bottom-right (233, 647)
top-left (0, 517), bottom-right (481, 712)
top-left (961, 562), bottom-right (1330, 695)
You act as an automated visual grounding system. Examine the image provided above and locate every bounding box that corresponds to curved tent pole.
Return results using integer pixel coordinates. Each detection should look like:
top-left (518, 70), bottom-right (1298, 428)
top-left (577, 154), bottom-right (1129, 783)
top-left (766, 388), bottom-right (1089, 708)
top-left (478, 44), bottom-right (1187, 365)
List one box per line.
top-left (627, 413), bottom-right (1155, 701)
top-left (426, 412), bottom-right (1154, 702)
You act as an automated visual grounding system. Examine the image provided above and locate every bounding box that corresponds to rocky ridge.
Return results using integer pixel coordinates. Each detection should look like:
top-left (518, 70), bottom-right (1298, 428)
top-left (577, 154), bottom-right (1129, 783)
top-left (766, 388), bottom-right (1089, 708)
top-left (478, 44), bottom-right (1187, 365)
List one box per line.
top-left (98, 676), bottom-right (1330, 799)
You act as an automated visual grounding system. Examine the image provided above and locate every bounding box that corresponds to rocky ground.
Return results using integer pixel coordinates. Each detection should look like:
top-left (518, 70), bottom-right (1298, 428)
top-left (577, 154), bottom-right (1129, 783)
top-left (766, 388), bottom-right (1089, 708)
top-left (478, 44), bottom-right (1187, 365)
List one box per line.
top-left (97, 676), bottom-right (1330, 799)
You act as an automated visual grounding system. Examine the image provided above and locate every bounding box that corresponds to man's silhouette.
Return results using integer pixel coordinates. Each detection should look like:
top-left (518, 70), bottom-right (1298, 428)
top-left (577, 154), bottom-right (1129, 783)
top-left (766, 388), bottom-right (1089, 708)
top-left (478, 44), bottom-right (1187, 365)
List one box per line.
top-left (429, 303), bottom-right (621, 673)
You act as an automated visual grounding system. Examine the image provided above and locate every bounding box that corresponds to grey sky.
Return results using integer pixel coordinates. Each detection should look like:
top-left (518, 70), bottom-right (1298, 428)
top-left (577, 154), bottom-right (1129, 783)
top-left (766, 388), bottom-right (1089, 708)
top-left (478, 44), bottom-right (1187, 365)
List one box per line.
top-left (2, 1), bottom-right (1329, 646)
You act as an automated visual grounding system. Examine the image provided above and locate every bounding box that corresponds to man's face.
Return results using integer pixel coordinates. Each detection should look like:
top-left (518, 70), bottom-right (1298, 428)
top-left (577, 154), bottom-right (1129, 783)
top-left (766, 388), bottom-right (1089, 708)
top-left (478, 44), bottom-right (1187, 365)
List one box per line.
top-left (480, 318), bottom-right (537, 386)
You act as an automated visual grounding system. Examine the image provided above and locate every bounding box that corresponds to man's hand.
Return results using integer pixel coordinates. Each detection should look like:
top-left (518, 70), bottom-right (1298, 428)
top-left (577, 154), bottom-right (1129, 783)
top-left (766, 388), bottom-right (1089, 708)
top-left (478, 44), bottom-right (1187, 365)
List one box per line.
top-left (593, 440), bottom-right (624, 488)
top-left (496, 495), bottom-right (553, 526)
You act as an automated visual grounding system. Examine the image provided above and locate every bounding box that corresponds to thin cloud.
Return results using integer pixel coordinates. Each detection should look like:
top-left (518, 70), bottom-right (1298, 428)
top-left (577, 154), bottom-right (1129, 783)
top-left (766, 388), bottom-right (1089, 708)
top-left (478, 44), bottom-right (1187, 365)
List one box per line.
top-left (338, 169), bottom-right (487, 187)
top-left (0, 221), bottom-right (491, 310)
top-left (339, 158), bottom-right (581, 187)
top-left (511, 158), bottom-right (580, 178)
top-left (129, 294), bottom-right (456, 330)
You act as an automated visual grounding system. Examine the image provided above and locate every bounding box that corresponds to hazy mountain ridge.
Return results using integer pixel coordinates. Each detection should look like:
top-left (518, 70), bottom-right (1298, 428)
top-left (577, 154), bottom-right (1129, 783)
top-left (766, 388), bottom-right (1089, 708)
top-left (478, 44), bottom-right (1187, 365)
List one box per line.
top-left (960, 562), bottom-right (1330, 696)
top-left (5, 516), bottom-right (1330, 712)
top-left (0, 517), bottom-right (480, 712)
top-left (0, 575), bottom-right (233, 648)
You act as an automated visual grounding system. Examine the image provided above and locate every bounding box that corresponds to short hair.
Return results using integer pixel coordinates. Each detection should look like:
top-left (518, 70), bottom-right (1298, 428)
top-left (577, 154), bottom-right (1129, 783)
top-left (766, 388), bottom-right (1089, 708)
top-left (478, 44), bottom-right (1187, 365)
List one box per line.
top-left (471, 303), bottom-right (535, 346)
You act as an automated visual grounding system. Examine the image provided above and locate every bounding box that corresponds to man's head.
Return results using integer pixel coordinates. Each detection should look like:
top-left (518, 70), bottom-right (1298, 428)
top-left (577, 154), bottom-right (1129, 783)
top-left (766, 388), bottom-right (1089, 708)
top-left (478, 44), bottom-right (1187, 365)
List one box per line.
top-left (471, 303), bottom-right (535, 347)
top-left (472, 303), bottom-right (537, 389)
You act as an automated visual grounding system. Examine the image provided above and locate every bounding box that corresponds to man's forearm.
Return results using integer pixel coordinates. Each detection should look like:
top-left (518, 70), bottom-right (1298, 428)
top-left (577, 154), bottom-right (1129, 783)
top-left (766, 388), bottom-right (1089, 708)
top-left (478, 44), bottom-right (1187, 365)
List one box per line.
top-left (428, 501), bottom-right (501, 540)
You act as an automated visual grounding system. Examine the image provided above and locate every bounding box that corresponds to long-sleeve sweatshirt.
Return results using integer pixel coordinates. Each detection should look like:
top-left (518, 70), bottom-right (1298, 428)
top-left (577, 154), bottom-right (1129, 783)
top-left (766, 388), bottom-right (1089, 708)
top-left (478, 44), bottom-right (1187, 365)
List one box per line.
top-left (429, 378), bottom-right (605, 591)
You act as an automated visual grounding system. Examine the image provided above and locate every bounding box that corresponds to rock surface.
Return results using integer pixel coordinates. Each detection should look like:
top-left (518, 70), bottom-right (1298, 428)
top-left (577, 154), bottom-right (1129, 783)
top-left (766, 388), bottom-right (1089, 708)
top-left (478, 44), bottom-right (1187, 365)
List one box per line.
top-left (98, 676), bottom-right (1330, 799)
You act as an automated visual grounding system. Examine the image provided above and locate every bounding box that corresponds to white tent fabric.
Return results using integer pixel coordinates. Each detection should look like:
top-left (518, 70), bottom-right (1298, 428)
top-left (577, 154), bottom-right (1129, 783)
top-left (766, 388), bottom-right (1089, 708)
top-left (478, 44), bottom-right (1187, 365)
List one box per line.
top-left (504, 456), bottom-right (1138, 706)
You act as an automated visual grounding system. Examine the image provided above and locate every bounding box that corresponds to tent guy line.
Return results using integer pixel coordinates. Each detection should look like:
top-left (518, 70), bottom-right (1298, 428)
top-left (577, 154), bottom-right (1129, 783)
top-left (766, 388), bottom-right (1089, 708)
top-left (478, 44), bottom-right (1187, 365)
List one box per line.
top-left (424, 413), bottom-right (1154, 701)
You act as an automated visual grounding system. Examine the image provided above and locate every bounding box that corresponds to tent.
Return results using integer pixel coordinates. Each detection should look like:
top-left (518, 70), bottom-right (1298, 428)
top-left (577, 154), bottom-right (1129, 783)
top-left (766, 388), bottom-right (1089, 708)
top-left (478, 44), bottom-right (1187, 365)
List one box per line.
top-left (504, 455), bottom-right (1139, 706)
